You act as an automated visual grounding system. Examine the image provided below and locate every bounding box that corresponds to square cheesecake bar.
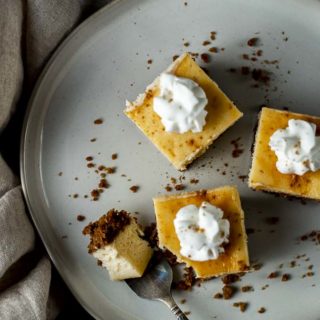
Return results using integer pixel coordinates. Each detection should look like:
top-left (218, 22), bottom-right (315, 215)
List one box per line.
top-left (153, 186), bottom-right (249, 278)
top-left (249, 107), bottom-right (320, 200)
top-left (125, 53), bottom-right (243, 171)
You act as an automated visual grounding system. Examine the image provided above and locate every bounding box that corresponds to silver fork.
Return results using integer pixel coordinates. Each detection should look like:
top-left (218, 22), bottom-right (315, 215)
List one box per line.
top-left (126, 259), bottom-right (189, 320)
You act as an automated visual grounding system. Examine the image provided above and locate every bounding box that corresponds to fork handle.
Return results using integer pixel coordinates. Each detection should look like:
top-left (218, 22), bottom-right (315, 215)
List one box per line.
top-left (171, 304), bottom-right (189, 320)
top-left (160, 296), bottom-right (189, 320)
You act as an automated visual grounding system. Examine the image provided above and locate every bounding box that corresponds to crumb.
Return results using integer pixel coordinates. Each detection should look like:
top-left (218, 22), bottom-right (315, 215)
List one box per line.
top-left (289, 261), bottom-right (296, 268)
top-left (251, 68), bottom-right (270, 85)
top-left (86, 156), bottom-right (93, 161)
top-left (268, 271), bottom-right (279, 279)
top-left (190, 178), bottom-right (199, 184)
top-left (87, 163), bottom-right (95, 168)
top-left (61, 235), bottom-right (68, 239)
top-left (99, 179), bottom-right (109, 189)
top-left (172, 55), bottom-right (179, 61)
top-left (231, 137), bottom-right (244, 158)
top-left (233, 302), bottom-right (248, 312)
top-left (213, 292), bottom-right (223, 299)
top-left (77, 215), bottom-right (86, 222)
top-left (130, 185), bottom-right (139, 193)
top-left (210, 31), bottom-right (217, 40)
top-left (200, 53), bottom-right (210, 63)
top-left (106, 167), bottom-right (116, 174)
top-left (222, 285), bottom-right (236, 299)
top-left (91, 189), bottom-right (100, 200)
top-left (73, 194), bottom-right (79, 199)
top-left (180, 299), bottom-right (187, 304)
top-left (173, 267), bottom-right (196, 291)
top-left (222, 274), bottom-right (240, 284)
top-left (175, 184), bottom-right (185, 191)
top-left (202, 40), bottom-right (211, 46)
top-left (111, 153), bottom-right (118, 160)
top-left (97, 260), bottom-right (103, 266)
top-left (147, 59), bottom-right (153, 64)
top-left (209, 47), bottom-right (218, 53)
top-left (241, 285), bottom-right (254, 292)
top-left (165, 185), bottom-right (173, 192)
top-left (257, 49), bottom-right (263, 56)
top-left (247, 37), bottom-right (259, 46)
top-left (58, 172), bottom-right (63, 176)
top-left (90, 138), bottom-right (97, 142)
top-left (185, 311), bottom-right (191, 316)
top-left (258, 307), bottom-right (266, 314)
top-left (184, 42), bottom-right (190, 47)
top-left (281, 274), bottom-right (290, 282)
top-left (94, 118), bottom-right (103, 125)
top-left (171, 177), bottom-right (177, 184)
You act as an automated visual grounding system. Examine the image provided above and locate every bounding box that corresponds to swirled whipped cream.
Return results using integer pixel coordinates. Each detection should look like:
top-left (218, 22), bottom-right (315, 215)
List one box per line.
top-left (153, 73), bottom-right (208, 133)
top-left (269, 119), bottom-right (320, 175)
top-left (173, 202), bottom-right (230, 261)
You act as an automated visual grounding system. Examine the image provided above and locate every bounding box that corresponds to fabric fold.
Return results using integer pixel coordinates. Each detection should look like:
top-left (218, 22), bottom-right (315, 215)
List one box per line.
top-left (0, 257), bottom-right (51, 320)
top-left (0, 156), bottom-right (19, 198)
top-left (0, 0), bottom-right (23, 131)
top-left (0, 187), bottom-right (35, 278)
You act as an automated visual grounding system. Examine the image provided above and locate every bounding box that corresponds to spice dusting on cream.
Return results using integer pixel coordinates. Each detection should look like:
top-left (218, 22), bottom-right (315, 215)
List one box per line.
top-left (153, 73), bottom-right (208, 133)
top-left (269, 119), bottom-right (320, 175)
top-left (173, 202), bottom-right (230, 261)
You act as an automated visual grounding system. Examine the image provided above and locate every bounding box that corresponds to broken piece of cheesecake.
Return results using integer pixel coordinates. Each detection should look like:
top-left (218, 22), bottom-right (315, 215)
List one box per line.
top-left (83, 209), bottom-right (153, 280)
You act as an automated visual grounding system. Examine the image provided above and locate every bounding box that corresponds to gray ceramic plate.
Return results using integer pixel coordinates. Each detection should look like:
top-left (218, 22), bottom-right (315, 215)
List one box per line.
top-left (21, 0), bottom-right (320, 319)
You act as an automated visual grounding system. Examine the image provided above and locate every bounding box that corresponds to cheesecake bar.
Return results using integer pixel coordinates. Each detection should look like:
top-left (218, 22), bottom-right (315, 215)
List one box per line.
top-left (249, 107), bottom-right (320, 200)
top-left (125, 53), bottom-right (243, 170)
top-left (153, 186), bottom-right (249, 278)
top-left (83, 209), bottom-right (153, 280)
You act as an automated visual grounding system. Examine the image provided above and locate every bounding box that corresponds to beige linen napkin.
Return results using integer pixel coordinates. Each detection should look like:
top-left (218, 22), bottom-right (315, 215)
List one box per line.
top-left (0, 1), bottom-right (110, 319)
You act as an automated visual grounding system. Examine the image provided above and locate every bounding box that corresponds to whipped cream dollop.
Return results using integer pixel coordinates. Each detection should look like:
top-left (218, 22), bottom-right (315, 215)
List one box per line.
top-left (269, 119), bottom-right (320, 175)
top-left (153, 73), bottom-right (208, 133)
top-left (173, 202), bottom-right (230, 261)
